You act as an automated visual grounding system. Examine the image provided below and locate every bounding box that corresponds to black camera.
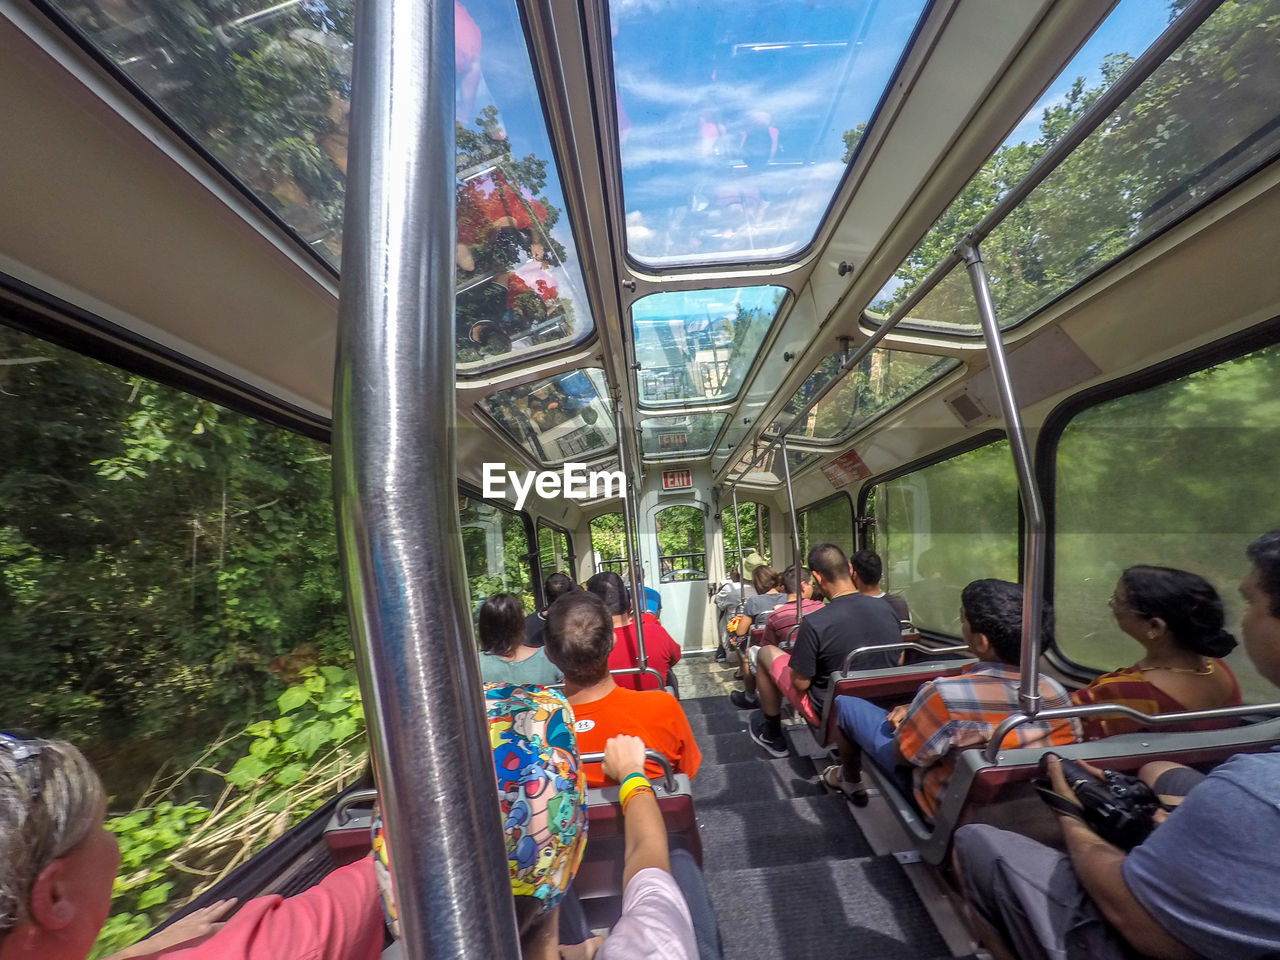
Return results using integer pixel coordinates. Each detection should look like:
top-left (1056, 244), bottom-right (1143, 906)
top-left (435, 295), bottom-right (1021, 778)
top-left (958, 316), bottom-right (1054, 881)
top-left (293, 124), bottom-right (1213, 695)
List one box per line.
top-left (1035, 753), bottom-right (1163, 851)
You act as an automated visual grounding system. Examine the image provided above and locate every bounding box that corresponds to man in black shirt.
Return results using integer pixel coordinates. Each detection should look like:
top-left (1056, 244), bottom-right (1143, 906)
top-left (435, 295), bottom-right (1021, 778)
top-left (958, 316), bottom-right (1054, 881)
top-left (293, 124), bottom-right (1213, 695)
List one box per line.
top-left (850, 549), bottom-right (912, 625)
top-left (748, 543), bottom-right (902, 757)
top-left (525, 572), bottom-right (578, 647)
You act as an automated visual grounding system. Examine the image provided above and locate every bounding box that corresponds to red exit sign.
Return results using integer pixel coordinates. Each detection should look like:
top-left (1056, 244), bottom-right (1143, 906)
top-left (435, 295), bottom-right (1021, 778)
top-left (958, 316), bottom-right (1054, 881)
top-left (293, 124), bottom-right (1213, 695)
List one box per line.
top-left (661, 469), bottom-right (692, 490)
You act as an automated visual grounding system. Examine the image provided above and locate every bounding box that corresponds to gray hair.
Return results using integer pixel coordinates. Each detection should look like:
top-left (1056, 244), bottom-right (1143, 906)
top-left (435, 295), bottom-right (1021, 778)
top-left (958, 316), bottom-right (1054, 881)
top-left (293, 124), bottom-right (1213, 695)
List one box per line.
top-left (0, 736), bottom-right (105, 936)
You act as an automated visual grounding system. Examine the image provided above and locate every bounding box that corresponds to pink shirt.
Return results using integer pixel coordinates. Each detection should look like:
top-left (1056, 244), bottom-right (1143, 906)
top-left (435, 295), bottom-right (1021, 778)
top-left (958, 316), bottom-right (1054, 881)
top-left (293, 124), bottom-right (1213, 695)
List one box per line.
top-left (597, 868), bottom-right (696, 960)
top-left (152, 858), bottom-right (383, 960)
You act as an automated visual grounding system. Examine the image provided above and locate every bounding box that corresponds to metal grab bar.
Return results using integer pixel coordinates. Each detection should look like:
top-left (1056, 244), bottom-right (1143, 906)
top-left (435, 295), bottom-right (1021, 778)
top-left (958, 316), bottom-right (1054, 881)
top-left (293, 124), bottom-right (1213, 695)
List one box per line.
top-left (578, 749), bottom-right (679, 793)
top-left (982, 700), bottom-right (1280, 762)
top-left (840, 642), bottom-right (970, 673)
top-left (613, 402), bottom-right (647, 673)
top-left (334, 788), bottom-right (380, 826)
top-left (548, 665), bottom-right (667, 691)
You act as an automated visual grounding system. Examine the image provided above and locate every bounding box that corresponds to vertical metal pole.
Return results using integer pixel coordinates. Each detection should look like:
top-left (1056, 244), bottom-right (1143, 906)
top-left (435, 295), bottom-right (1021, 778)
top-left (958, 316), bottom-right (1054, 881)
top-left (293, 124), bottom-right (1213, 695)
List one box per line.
top-left (731, 486), bottom-right (746, 609)
top-left (959, 242), bottom-right (1045, 716)
top-left (332, 1), bottom-right (519, 957)
top-left (614, 404), bottom-right (647, 670)
top-left (779, 437), bottom-right (804, 623)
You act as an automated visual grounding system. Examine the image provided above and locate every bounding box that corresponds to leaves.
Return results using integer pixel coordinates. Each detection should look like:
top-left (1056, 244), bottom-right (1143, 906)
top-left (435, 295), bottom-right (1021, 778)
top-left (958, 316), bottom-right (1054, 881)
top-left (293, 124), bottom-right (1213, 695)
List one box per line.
top-left (277, 686), bottom-right (310, 715)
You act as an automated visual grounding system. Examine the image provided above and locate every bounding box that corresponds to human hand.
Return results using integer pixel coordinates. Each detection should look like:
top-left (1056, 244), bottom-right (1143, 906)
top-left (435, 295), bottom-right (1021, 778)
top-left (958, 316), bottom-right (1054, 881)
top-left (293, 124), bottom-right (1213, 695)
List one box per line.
top-left (1045, 755), bottom-right (1089, 818)
top-left (103, 899), bottom-right (237, 959)
top-left (559, 936), bottom-right (603, 960)
top-left (602, 734), bottom-right (648, 784)
top-left (886, 704), bottom-right (910, 730)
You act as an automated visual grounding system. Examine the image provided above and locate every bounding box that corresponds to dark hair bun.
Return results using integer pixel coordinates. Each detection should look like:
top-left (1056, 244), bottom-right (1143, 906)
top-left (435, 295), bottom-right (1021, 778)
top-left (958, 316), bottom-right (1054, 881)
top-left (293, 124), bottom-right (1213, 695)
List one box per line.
top-left (1194, 628), bottom-right (1238, 659)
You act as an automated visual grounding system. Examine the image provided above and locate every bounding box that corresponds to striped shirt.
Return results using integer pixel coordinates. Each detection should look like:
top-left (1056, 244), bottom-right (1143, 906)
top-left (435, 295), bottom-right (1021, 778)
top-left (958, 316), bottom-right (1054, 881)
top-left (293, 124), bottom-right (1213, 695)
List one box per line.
top-left (896, 662), bottom-right (1081, 819)
top-left (1069, 661), bottom-right (1241, 740)
top-left (761, 598), bottom-right (825, 648)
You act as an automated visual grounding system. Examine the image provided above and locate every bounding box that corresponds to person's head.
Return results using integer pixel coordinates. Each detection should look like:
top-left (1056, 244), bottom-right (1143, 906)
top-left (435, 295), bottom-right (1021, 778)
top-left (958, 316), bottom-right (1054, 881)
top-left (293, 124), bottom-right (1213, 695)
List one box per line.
top-left (478, 593), bottom-right (527, 657)
top-left (1243, 530), bottom-right (1280, 686)
top-left (960, 579), bottom-right (1051, 665)
top-left (584, 572), bottom-right (629, 617)
top-left (0, 735), bottom-right (117, 960)
top-left (780, 565), bottom-right (811, 598)
top-left (849, 550), bottom-right (884, 589)
top-left (728, 567), bottom-right (741, 583)
top-left (751, 565), bottom-right (779, 594)
top-left (544, 591), bottom-right (614, 687)
top-left (543, 573), bottom-right (577, 610)
top-left (806, 542), bottom-right (853, 594)
top-left (1110, 566), bottom-right (1236, 658)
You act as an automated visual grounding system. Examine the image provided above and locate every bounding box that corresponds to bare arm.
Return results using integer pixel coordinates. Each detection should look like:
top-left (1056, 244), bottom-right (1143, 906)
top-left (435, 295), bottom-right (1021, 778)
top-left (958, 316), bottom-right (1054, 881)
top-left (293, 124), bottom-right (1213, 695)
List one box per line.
top-left (1046, 758), bottom-right (1196, 960)
top-left (602, 735), bottom-right (669, 888)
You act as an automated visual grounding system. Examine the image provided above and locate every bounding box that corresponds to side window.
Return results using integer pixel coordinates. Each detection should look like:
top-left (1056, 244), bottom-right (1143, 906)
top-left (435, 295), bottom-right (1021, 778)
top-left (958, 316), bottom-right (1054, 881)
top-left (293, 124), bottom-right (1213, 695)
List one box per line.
top-left (798, 494), bottom-right (854, 560)
top-left (0, 325), bottom-right (358, 956)
top-left (1054, 342), bottom-right (1280, 703)
top-left (655, 504), bottom-right (707, 582)
top-left (868, 441), bottom-right (1018, 635)
top-left (537, 522), bottom-right (574, 581)
top-left (590, 512), bottom-right (628, 575)
top-left (460, 497), bottom-right (535, 612)
top-left (722, 501), bottom-right (770, 571)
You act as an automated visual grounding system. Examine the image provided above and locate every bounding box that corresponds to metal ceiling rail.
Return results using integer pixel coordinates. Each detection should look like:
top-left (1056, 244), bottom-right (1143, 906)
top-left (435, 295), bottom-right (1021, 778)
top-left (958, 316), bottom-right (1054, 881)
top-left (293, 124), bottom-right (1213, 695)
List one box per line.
top-left (724, 0), bottom-right (1223, 494)
top-left (332, 0), bottom-right (519, 957)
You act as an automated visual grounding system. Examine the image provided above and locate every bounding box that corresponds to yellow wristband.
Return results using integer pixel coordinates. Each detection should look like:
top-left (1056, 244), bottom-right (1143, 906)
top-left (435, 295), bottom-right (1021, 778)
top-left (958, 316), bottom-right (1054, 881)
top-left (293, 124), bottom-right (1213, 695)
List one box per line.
top-left (617, 775), bottom-right (652, 809)
top-left (619, 784), bottom-right (655, 815)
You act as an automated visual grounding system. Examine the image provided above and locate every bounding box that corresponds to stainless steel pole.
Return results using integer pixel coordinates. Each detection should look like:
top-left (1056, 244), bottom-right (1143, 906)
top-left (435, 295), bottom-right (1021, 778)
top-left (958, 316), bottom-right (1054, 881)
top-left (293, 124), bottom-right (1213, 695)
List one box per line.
top-left (779, 437), bottom-right (804, 623)
top-left (333, 0), bottom-right (519, 956)
top-left (731, 486), bottom-right (746, 608)
top-left (614, 403), bottom-right (647, 670)
top-left (959, 242), bottom-right (1045, 716)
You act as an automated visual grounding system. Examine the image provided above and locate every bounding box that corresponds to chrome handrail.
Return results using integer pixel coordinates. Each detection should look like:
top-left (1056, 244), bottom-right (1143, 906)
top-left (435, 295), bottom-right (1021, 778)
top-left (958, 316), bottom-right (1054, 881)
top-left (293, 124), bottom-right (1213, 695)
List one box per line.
top-left (579, 749), bottom-right (679, 792)
top-left (840, 642), bottom-right (970, 673)
top-left (982, 700), bottom-right (1280, 762)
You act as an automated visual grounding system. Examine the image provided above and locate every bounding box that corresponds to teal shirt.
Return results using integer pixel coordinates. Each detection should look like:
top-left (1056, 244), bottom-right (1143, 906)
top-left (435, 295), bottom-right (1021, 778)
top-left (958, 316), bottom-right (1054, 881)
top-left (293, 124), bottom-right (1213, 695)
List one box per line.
top-left (479, 648), bottom-right (562, 687)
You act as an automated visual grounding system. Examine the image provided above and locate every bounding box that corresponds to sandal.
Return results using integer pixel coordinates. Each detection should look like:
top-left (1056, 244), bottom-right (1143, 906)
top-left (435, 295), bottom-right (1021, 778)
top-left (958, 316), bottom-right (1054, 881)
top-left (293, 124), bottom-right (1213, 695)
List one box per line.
top-left (821, 764), bottom-right (869, 807)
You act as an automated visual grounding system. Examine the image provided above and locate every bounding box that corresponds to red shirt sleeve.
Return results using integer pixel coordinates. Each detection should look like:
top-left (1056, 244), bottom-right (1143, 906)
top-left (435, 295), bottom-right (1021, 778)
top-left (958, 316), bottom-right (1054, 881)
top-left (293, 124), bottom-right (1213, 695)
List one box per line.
top-left (160, 858), bottom-right (383, 960)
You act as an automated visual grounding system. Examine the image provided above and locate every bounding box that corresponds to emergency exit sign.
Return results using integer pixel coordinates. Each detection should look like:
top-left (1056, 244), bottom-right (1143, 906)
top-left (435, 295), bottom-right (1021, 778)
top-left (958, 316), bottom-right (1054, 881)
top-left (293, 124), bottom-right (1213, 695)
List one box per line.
top-left (661, 469), bottom-right (692, 490)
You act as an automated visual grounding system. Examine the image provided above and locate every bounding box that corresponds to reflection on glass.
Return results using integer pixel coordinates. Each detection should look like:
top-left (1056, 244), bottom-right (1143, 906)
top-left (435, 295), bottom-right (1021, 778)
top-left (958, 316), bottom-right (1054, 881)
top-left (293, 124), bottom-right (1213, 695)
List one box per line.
top-left (640, 414), bottom-right (726, 457)
top-left (875, 0), bottom-right (1280, 333)
top-left (45, 0), bottom-right (594, 368)
top-left (634, 287), bottom-right (785, 405)
top-left (868, 0), bottom-right (1174, 319)
top-left (460, 497), bottom-right (535, 613)
top-left (608, 0), bottom-right (929, 266)
top-left (726, 444), bottom-right (821, 485)
top-left (798, 496), bottom-right (854, 559)
top-left (1054, 341), bottom-right (1280, 703)
top-left (778, 348), bottom-right (959, 441)
top-left (480, 369), bottom-right (616, 464)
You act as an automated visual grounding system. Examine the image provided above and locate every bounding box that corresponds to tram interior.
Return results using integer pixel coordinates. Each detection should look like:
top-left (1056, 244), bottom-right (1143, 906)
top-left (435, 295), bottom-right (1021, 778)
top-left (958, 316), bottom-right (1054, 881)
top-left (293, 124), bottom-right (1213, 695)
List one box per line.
top-left (2, 0), bottom-right (1280, 957)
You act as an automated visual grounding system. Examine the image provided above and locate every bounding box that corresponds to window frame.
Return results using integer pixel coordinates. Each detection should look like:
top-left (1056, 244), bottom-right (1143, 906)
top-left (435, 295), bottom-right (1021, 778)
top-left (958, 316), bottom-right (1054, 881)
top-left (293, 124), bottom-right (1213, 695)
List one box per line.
top-left (795, 490), bottom-right (856, 564)
top-left (535, 518), bottom-right (576, 608)
top-left (457, 481), bottom-right (538, 611)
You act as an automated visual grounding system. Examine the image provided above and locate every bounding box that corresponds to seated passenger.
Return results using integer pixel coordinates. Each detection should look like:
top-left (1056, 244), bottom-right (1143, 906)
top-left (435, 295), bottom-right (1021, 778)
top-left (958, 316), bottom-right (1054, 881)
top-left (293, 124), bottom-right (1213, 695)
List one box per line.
top-left (1071, 565), bottom-right (1241, 738)
top-left (955, 531), bottom-right (1280, 960)
top-left (585, 572), bottom-right (682, 692)
top-left (544, 591), bottom-right (700, 787)
top-left (728, 565), bottom-right (822, 710)
top-left (712, 567), bottom-right (754, 664)
top-left (376, 686), bottom-right (718, 960)
top-left (828, 579), bottom-right (1080, 812)
top-left (525, 572), bottom-right (578, 648)
top-left (728, 565), bottom-right (785, 640)
top-left (478, 592), bottom-right (562, 687)
top-left (849, 549), bottom-right (911, 624)
top-left (0, 735), bottom-right (384, 960)
top-left (747, 543), bottom-right (903, 757)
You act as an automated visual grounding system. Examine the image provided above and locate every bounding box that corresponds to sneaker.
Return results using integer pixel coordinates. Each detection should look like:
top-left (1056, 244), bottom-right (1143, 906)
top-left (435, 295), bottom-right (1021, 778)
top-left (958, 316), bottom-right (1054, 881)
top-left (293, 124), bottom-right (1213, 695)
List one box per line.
top-left (729, 689), bottom-right (758, 710)
top-left (714, 647), bottom-right (728, 664)
top-left (748, 716), bottom-right (788, 758)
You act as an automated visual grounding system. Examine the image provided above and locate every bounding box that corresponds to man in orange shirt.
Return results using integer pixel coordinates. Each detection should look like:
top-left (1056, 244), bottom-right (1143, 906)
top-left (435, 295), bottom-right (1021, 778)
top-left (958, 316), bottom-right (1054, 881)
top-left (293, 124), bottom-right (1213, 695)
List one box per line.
top-left (544, 591), bottom-right (700, 788)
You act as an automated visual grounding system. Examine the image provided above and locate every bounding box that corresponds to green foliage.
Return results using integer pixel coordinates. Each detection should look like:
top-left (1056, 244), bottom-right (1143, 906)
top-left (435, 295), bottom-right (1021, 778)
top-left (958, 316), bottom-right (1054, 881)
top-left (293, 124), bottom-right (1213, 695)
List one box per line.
top-left (460, 499), bottom-right (535, 615)
top-left (721, 502), bottom-right (770, 568)
top-left (91, 668), bottom-right (367, 959)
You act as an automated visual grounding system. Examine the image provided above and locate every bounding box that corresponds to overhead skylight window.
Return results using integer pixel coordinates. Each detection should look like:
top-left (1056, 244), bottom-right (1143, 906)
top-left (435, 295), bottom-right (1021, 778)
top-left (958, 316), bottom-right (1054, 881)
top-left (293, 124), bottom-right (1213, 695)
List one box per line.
top-left (778, 349), bottom-right (958, 442)
top-left (640, 414), bottom-right (727, 458)
top-left (633, 287), bottom-right (786, 406)
top-left (608, 0), bottom-right (929, 266)
top-left (44, 0), bottom-right (595, 370)
top-left (479, 369), bottom-right (616, 465)
top-left (726, 445), bottom-right (821, 486)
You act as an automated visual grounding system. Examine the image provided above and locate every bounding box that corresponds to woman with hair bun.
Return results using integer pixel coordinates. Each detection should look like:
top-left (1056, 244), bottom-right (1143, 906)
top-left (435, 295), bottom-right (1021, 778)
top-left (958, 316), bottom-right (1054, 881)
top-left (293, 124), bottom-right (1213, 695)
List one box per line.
top-left (1071, 565), bottom-right (1242, 739)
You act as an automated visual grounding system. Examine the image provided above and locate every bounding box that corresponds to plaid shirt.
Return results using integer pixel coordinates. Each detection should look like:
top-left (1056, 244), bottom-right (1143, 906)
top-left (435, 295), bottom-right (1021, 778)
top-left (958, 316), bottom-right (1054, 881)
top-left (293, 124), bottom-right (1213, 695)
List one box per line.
top-left (896, 661), bottom-right (1081, 819)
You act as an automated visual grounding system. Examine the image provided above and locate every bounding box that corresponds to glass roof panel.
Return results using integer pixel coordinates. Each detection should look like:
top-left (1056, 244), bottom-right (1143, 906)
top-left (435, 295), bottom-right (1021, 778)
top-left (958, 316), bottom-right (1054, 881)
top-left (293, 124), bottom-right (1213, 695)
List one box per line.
top-left (479, 369), bottom-right (617, 464)
top-left (726, 445), bottom-right (821, 486)
top-left (778, 349), bottom-right (959, 442)
top-left (608, 0), bottom-right (929, 267)
top-left (868, 0), bottom-right (1174, 321)
top-left (46, 0), bottom-right (594, 370)
top-left (640, 414), bottom-right (726, 458)
top-left (633, 287), bottom-right (786, 406)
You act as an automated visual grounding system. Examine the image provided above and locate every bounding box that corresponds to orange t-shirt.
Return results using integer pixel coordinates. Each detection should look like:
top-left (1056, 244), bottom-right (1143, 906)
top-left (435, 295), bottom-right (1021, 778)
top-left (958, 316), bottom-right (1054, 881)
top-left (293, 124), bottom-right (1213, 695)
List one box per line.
top-left (570, 686), bottom-right (701, 788)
